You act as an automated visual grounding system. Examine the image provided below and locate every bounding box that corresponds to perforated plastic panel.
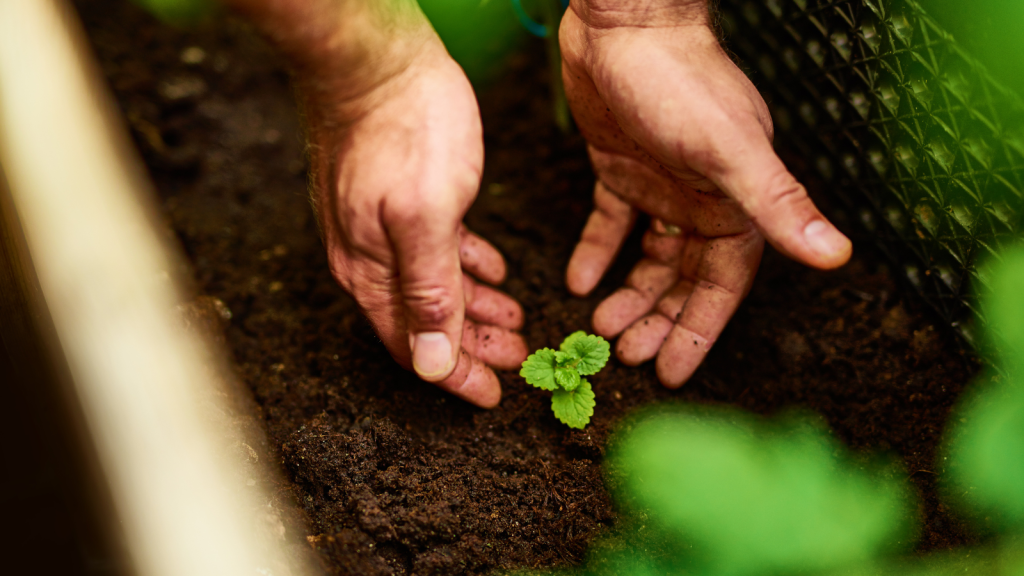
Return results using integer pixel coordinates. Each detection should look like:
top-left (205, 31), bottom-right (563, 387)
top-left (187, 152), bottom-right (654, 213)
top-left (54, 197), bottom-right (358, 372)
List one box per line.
top-left (718, 0), bottom-right (1024, 345)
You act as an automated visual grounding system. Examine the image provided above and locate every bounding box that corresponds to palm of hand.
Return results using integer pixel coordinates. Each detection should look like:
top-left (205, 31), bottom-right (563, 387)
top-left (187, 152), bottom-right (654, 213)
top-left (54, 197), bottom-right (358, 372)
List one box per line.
top-left (561, 12), bottom-right (849, 387)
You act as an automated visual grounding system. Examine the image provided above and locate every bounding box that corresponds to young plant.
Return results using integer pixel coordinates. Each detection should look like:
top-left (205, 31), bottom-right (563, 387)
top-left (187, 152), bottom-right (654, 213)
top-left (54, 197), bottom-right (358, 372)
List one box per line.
top-left (519, 331), bottom-right (610, 429)
top-left (518, 249), bottom-right (1024, 576)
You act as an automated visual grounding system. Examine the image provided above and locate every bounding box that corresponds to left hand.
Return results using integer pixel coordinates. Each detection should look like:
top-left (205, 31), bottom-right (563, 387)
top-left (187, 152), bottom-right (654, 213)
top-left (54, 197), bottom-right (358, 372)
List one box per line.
top-left (560, 0), bottom-right (852, 387)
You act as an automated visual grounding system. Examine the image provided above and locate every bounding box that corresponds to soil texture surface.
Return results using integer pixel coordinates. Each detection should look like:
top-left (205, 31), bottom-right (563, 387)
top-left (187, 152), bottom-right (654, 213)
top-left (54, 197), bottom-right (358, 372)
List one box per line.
top-left (75, 2), bottom-right (982, 574)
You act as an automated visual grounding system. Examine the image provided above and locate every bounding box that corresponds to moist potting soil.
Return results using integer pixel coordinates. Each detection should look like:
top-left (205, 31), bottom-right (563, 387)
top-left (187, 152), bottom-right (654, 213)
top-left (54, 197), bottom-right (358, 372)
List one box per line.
top-left (74, 2), bottom-right (982, 574)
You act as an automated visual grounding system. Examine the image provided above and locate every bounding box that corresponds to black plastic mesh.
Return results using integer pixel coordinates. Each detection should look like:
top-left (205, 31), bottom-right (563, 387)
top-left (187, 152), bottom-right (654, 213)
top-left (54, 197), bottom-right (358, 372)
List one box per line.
top-left (717, 0), bottom-right (1024, 345)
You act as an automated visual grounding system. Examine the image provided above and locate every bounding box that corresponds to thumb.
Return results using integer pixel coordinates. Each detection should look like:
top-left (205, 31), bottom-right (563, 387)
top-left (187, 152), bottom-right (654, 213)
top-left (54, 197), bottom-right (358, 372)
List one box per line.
top-left (384, 202), bottom-right (465, 383)
top-left (712, 129), bottom-right (852, 270)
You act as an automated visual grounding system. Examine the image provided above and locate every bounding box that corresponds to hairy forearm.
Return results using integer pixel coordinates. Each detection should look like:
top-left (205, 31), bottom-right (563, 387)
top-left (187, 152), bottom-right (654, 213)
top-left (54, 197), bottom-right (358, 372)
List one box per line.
top-left (221, 0), bottom-right (434, 112)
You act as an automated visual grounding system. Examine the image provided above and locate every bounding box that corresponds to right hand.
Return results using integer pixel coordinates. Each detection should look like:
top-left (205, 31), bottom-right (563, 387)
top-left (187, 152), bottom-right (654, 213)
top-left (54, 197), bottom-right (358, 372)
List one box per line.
top-left (300, 24), bottom-right (527, 408)
top-left (560, 0), bottom-right (852, 386)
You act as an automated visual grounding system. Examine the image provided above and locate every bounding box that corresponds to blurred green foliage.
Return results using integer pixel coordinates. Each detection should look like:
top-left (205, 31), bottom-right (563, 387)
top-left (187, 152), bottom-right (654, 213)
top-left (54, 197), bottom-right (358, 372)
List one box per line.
top-left (977, 246), bottom-right (1024, 368)
top-left (921, 0), bottom-right (1024, 100)
top-left (948, 384), bottom-right (1024, 531)
top-left (523, 247), bottom-right (1024, 576)
top-left (600, 408), bottom-right (913, 576)
top-left (418, 0), bottom-right (528, 86)
top-left (130, 0), bottom-right (527, 86)
top-left (520, 407), bottom-right (914, 576)
top-left (945, 246), bottom-right (1024, 533)
top-left (129, 0), bottom-right (215, 25)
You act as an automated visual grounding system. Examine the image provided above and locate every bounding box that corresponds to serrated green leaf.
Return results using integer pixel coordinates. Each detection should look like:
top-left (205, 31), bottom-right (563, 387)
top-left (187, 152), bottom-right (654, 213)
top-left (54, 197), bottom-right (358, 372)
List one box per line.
top-left (559, 331), bottom-right (588, 352)
top-left (554, 350), bottom-right (577, 366)
top-left (520, 348), bottom-right (557, 390)
top-left (564, 334), bottom-right (610, 375)
top-left (611, 408), bottom-right (914, 575)
top-left (554, 366), bottom-right (581, 391)
top-left (551, 379), bottom-right (596, 429)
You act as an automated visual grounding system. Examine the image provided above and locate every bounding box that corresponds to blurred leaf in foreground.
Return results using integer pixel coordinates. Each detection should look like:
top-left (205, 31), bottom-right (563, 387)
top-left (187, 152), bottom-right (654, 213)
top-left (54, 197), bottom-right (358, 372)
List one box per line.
top-left (946, 246), bottom-right (1024, 533)
top-left (602, 407), bottom-right (914, 576)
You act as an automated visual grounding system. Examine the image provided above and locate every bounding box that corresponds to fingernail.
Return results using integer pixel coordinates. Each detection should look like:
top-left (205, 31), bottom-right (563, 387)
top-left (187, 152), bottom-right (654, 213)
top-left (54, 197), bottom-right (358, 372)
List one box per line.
top-left (803, 220), bottom-right (848, 257)
top-left (412, 331), bottom-right (453, 380)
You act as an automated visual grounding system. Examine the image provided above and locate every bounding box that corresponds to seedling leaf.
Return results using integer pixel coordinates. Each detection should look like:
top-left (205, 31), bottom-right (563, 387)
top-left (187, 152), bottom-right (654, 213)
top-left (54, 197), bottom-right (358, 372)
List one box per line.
top-left (559, 331), bottom-right (587, 353)
top-left (555, 366), bottom-right (581, 391)
top-left (551, 379), bottom-right (596, 429)
top-left (563, 333), bottom-right (610, 375)
top-left (554, 350), bottom-right (577, 366)
top-left (522, 332), bottom-right (608, 429)
top-left (520, 348), bottom-right (558, 390)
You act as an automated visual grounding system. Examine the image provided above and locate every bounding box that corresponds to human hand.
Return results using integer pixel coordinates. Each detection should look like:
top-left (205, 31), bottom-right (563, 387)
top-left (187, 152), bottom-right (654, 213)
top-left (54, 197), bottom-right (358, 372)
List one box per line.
top-left (291, 12), bottom-right (526, 407)
top-left (560, 0), bottom-right (852, 387)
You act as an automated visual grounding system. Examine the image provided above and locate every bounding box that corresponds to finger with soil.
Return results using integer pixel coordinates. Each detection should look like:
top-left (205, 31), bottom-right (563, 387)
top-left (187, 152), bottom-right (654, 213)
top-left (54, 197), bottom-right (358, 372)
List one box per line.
top-left (459, 226), bottom-right (507, 284)
top-left (616, 313), bottom-right (674, 365)
top-left (461, 320), bottom-right (528, 370)
top-left (436, 348), bottom-right (502, 408)
top-left (656, 300), bottom-right (725, 388)
top-left (655, 279), bottom-right (697, 319)
top-left (614, 279), bottom-right (698, 364)
top-left (565, 181), bottom-right (636, 296)
top-left (655, 236), bottom-right (759, 387)
top-left (463, 274), bottom-right (524, 329)
top-left (592, 257), bottom-right (679, 337)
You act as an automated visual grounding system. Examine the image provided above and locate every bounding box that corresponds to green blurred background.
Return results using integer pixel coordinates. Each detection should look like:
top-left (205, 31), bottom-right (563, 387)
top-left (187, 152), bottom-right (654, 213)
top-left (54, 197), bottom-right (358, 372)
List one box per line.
top-left (418, 0), bottom-right (529, 86)
top-left (922, 0), bottom-right (1024, 100)
top-left (128, 0), bottom-right (1024, 100)
top-left (129, 0), bottom-right (534, 86)
top-left (132, 0), bottom-right (1024, 97)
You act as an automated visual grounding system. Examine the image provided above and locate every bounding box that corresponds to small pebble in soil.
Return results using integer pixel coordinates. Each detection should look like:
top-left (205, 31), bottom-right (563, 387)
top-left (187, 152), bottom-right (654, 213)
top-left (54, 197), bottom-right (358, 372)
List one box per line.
top-left (180, 46), bottom-right (206, 65)
top-left (158, 76), bottom-right (207, 101)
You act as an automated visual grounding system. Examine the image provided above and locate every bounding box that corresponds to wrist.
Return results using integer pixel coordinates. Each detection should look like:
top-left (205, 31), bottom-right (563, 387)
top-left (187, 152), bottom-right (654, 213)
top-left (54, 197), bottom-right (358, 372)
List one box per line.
top-left (295, 22), bottom-right (439, 128)
top-left (570, 0), bottom-right (711, 28)
top-left (226, 0), bottom-right (437, 120)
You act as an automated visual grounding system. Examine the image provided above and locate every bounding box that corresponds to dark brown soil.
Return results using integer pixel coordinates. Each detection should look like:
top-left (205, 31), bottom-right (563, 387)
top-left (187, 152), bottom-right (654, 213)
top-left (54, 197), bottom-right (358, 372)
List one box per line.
top-left (74, 2), bottom-right (982, 574)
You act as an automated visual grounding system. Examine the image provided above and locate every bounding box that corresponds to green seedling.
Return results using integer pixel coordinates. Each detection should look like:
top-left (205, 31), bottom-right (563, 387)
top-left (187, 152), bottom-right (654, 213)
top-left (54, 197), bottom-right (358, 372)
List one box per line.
top-left (517, 247), bottom-right (1024, 576)
top-left (520, 331), bottom-right (610, 429)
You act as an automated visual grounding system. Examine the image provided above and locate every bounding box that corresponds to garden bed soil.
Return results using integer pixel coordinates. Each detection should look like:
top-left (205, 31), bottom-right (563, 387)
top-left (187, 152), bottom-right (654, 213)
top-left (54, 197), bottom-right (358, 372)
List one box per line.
top-left (75, 2), bottom-right (982, 574)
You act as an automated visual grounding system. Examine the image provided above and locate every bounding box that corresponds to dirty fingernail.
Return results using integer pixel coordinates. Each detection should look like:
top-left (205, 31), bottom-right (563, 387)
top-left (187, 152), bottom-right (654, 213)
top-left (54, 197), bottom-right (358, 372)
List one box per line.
top-left (803, 220), bottom-right (848, 257)
top-left (412, 331), bottom-right (453, 380)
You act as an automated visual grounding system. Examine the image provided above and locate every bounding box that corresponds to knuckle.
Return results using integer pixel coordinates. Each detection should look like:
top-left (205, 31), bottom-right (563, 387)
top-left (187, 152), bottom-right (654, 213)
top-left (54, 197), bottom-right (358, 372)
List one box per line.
top-left (383, 197), bottom-right (425, 227)
top-left (337, 196), bottom-right (385, 252)
top-left (763, 170), bottom-right (806, 208)
top-left (406, 284), bottom-right (459, 326)
top-left (383, 189), bottom-right (460, 228)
